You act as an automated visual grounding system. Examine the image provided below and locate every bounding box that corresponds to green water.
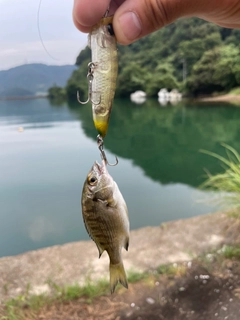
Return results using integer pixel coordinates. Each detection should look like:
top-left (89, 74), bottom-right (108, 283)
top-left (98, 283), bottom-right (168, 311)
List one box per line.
top-left (1, 98), bottom-right (239, 257)
top-left (76, 98), bottom-right (240, 187)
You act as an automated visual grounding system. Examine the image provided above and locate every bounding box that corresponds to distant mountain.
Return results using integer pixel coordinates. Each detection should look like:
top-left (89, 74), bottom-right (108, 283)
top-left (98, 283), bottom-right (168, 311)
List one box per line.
top-left (0, 63), bottom-right (76, 97)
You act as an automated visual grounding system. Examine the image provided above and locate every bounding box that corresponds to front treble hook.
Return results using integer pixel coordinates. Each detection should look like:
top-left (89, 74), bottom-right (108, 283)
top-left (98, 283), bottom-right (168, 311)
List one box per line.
top-left (97, 135), bottom-right (118, 166)
top-left (77, 62), bottom-right (101, 105)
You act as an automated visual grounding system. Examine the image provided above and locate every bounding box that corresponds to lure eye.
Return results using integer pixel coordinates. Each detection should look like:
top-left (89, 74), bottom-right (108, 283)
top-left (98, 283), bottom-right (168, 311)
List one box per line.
top-left (88, 176), bottom-right (97, 185)
top-left (107, 24), bottom-right (114, 36)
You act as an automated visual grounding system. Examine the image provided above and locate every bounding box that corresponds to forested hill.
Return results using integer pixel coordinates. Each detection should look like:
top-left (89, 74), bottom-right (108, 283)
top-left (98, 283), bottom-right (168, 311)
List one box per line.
top-left (61, 18), bottom-right (240, 99)
top-left (0, 64), bottom-right (76, 97)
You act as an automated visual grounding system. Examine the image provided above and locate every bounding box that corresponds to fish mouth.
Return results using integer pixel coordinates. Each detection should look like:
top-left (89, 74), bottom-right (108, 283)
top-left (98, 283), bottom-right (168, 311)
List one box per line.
top-left (92, 160), bottom-right (107, 175)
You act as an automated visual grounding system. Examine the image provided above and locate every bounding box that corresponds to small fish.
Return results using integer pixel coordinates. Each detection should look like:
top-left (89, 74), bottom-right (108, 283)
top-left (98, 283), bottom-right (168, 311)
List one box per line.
top-left (88, 16), bottom-right (118, 138)
top-left (81, 160), bottom-right (129, 293)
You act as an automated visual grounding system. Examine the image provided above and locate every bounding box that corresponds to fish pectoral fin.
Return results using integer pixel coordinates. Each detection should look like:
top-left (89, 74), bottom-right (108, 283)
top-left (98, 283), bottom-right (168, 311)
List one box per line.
top-left (97, 199), bottom-right (109, 206)
top-left (86, 193), bottom-right (94, 199)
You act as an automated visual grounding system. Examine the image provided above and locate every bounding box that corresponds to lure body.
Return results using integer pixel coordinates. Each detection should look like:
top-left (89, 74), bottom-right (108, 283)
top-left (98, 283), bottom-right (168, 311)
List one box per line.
top-left (89, 17), bottom-right (118, 138)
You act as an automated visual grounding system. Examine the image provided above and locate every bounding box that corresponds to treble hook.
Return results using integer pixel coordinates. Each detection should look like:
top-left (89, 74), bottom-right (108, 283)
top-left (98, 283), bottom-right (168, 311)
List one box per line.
top-left (77, 62), bottom-right (101, 105)
top-left (97, 135), bottom-right (118, 166)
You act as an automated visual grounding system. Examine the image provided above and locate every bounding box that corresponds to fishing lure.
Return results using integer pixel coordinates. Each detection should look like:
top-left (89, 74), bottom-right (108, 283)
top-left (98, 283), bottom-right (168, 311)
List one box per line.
top-left (78, 16), bottom-right (118, 139)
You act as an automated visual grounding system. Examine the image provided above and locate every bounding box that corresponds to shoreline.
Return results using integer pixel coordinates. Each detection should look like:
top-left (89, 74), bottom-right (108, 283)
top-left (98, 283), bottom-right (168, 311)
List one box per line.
top-left (198, 94), bottom-right (240, 103)
top-left (0, 95), bottom-right (47, 101)
top-left (1, 93), bottom-right (240, 103)
top-left (0, 211), bottom-right (236, 302)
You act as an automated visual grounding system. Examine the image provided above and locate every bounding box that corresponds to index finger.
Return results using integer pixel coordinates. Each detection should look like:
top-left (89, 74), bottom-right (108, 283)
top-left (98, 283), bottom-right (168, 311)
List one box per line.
top-left (73, 0), bottom-right (111, 33)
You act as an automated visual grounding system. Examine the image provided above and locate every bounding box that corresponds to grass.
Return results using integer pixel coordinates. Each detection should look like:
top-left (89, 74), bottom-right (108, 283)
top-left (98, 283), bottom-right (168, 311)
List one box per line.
top-left (46, 277), bottom-right (109, 302)
top-left (0, 278), bottom-right (110, 320)
top-left (157, 263), bottom-right (186, 277)
top-left (127, 269), bottom-right (149, 283)
top-left (229, 87), bottom-right (240, 95)
top-left (0, 267), bottom-right (177, 320)
top-left (191, 244), bottom-right (240, 275)
top-left (221, 245), bottom-right (240, 260)
top-left (0, 270), bottom-right (148, 320)
top-left (200, 144), bottom-right (240, 211)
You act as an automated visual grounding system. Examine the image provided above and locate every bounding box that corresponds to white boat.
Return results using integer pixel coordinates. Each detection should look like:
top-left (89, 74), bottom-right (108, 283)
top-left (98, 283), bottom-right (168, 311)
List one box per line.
top-left (158, 88), bottom-right (169, 100)
top-left (169, 89), bottom-right (182, 101)
top-left (158, 88), bottom-right (182, 105)
top-left (130, 90), bottom-right (147, 104)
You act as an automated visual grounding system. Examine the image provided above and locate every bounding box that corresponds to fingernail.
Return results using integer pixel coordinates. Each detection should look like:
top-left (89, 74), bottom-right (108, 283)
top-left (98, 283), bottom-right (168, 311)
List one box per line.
top-left (118, 12), bottom-right (142, 42)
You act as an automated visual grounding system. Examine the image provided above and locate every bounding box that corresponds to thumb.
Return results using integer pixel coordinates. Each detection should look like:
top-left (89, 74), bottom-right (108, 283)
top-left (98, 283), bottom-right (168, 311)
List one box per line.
top-left (113, 0), bottom-right (201, 45)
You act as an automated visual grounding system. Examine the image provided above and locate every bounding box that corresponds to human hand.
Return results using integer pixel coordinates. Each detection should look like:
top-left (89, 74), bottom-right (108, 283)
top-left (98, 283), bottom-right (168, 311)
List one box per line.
top-left (73, 0), bottom-right (240, 45)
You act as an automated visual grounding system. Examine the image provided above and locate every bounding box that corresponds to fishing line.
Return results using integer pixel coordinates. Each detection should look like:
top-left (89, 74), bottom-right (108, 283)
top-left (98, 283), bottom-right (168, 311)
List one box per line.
top-left (37, 0), bottom-right (58, 60)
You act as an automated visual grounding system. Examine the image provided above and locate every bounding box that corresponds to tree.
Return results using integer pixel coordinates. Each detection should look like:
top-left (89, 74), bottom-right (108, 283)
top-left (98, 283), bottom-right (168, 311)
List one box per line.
top-left (116, 63), bottom-right (149, 97)
top-left (64, 18), bottom-right (240, 99)
top-left (186, 44), bottom-right (240, 95)
top-left (146, 63), bottom-right (179, 96)
top-left (48, 85), bottom-right (66, 99)
top-left (66, 61), bottom-right (89, 101)
top-left (75, 46), bottom-right (91, 66)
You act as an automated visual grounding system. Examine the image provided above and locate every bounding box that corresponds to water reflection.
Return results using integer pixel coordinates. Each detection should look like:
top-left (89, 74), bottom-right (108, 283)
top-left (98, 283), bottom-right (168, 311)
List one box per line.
top-left (68, 98), bottom-right (240, 187)
top-left (28, 216), bottom-right (64, 242)
top-left (0, 99), bottom-right (75, 126)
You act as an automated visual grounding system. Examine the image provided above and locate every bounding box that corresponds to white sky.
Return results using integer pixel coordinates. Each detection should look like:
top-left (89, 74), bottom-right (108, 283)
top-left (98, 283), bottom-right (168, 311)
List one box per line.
top-left (0, 0), bottom-right (88, 70)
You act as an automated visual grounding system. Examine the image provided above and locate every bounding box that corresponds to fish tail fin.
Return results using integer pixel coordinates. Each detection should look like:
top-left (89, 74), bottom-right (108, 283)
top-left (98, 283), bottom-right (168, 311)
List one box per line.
top-left (109, 261), bottom-right (128, 294)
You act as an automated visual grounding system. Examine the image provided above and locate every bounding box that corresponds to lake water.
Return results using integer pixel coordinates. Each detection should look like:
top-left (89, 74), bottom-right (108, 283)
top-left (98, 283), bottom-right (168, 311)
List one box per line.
top-left (1, 98), bottom-right (240, 258)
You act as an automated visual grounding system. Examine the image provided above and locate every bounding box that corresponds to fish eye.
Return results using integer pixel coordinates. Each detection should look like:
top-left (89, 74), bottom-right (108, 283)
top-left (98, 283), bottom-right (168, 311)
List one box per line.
top-left (107, 24), bottom-right (114, 36)
top-left (88, 176), bottom-right (97, 185)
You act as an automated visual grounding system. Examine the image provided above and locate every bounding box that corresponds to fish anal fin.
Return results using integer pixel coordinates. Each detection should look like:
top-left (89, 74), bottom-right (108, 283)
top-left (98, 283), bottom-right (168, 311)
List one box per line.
top-left (109, 261), bottom-right (128, 294)
top-left (124, 237), bottom-right (129, 251)
top-left (96, 244), bottom-right (104, 258)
